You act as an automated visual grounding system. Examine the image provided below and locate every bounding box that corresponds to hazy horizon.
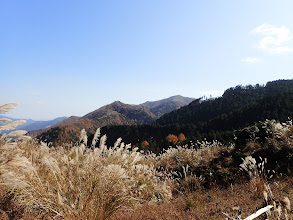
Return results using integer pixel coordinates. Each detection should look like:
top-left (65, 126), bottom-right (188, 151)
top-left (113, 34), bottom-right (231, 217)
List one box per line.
top-left (2, 1), bottom-right (293, 120)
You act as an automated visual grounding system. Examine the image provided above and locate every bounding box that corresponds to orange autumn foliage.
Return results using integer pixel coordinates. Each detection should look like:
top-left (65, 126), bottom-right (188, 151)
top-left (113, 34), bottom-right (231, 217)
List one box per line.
top-left (166, 134), bottom-right (178, 144)
top-left (141, 140), bottom-right (149, 147)
top-left (178, 133), bottom-right (186, 143)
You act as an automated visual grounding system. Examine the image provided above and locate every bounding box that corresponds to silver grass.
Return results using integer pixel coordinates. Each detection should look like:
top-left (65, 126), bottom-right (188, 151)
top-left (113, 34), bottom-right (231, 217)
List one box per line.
top-left (130, 152), bottom-right (141, 165)
top-left (0, 128), bottom-right (174, 219)
top-left (91, 128), bottom-right (101, 148)
top-left (41, 156), bottom-right (61, 175)
top-left (79, 128), bottom-right (88, 145)
top-left (113, 137), bottom-right (122, 150)
top-left (57, 191), bottom-right (64, 206)
top-left (0, 119), bottom-right (26, 131)
top-left (183, 164), bottom-right (189, 179)
top-left (99, 134), bottom-right (107, 154)
top-left (75, 147), bottom-right (79, 162)
top-left (264, 184), bottom-right (273, 201)
top-left (283, 196), bottom-right (291, 210)
top-left (263, 191), bottom-right (268, 203)
top-left (125, 143), bottom-right (131, 151)
top-left (61, 154), bottom-right (69, 165)
top-left (0, 133), bottom-right (7, 141)
top-left (0, 118), bottom-right (12, 124)
top-left (240, 156), bottom-right (257, 178)
top-left (78, 143), bottom-right (85, 156)
top-left (115, 142), bottom-right (125, 155)
top-left (0, 171), bottom-right (30, 188)
top-left (8, 130), bottom-right (27, 137)
top-left (276, 204), bottom-right (282, 217)
top-left (0, 102), bottom-right (19, 114)
top-left (6, 155), bottom-right (35, 173)
top-left (39, 141), bottom-right (50, 154)
top-left (105, 164), bottom-right (127, 179)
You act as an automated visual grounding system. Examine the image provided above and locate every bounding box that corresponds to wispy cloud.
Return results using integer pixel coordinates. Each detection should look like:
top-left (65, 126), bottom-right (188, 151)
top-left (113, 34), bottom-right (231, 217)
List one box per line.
top-left (252, 23), bottom-right (293, 55)
top-left (241, 57), bottom-right (261, 64)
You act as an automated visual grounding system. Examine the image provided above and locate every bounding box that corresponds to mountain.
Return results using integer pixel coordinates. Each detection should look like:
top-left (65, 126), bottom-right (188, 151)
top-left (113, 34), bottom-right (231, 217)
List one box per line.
top-left (84, 101), bottom-right (157, 125)
top-left (28, 116), bottom-right (81, 137)
top-left (36, 95), bottom-right (194, 144)
top-left (36, 79), bottom-right (293, 151)
top-left (142, 95), bottom-right (195, 117)
top-left (95, 79), bottom-right (293, 152)
top-left (156, 79), bottom-right (293, 127)
top-left (55, 116), bottom-right (81, 126)
top-left (34, 117), bottom-right (94, 145)
top-left (0, 116), bottom-right (67, 133)
top-left (19, 117), bottom-right (67, 132)
top-left (31, 101), bottom-right (157, 139)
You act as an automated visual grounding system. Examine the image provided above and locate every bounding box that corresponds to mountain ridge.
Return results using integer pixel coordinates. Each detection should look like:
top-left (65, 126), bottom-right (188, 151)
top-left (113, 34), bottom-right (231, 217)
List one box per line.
top-left (34, 79), bottom-right (293, 150)
top-left (35, 95), bottom-right (195, 143)
top-left (96, 79), bottom-right (293, 152)
top-left (141, 95), bottom-right (195, 117)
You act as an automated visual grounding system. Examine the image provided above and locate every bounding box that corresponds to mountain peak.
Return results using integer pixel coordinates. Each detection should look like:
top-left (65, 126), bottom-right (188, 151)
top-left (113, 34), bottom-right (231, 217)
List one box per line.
top-left (36, 95), bottom-right (195, 145)
top-left (141, 95), bottom-right (195, 116)
top-left (110, 101), bottom-right (124, 105)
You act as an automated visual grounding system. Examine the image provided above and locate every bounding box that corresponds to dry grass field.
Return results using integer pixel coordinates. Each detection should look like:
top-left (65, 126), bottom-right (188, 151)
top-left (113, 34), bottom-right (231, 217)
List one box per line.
top-left (1, 103), bottom-right (293, 219)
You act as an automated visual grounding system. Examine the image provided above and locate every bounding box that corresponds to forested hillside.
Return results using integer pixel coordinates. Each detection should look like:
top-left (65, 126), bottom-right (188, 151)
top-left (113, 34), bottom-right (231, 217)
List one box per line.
top-left (98, 80), bottom-right (293, 152)
top-left (157, 80), bottom-right (293, 126)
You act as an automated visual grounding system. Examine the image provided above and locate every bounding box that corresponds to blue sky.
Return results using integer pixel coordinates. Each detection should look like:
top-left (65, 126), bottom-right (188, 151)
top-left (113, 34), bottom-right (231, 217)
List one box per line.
top-left (1, 0), bottom-right (293, 120)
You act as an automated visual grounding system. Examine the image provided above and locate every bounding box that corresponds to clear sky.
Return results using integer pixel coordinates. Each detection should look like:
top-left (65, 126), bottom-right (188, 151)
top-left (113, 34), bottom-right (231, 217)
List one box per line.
top-left (1, 0), bottom-right (293, 120)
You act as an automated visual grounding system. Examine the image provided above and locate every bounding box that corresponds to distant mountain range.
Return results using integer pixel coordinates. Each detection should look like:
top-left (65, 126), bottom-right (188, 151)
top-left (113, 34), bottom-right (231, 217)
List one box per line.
top-left (35, 95), bottom-right (195, 144)
top-left (0, 116), bottom-right (67, 134)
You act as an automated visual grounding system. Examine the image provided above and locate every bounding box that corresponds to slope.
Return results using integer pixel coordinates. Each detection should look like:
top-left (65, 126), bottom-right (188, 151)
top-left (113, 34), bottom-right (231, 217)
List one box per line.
top-left (99, 79), bottom-right (293, 151)
top-left (36, 96), bottom-right (194, 145)
top-left (142, 95), bottom-right (195, 117)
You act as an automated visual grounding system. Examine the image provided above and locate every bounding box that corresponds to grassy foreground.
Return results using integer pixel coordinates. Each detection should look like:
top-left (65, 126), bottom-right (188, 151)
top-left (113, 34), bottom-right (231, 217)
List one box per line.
top-left (1, 119), bottom-right (293, 219)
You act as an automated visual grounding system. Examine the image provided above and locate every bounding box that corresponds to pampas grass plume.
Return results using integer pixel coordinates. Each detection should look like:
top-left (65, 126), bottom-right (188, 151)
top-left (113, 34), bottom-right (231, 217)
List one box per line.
top-left (0, 102), bottom-right (19, 114)
top-left (0, 120), bottom-right (26, 131)
top-left (8, 130), bottom-right (27, 137)
top-left (91, 128), bottom-right (101, 148)
top-left (79, 128), bottom-right (88, 145)
top-left (0, 118), bottom-right (12, 124)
